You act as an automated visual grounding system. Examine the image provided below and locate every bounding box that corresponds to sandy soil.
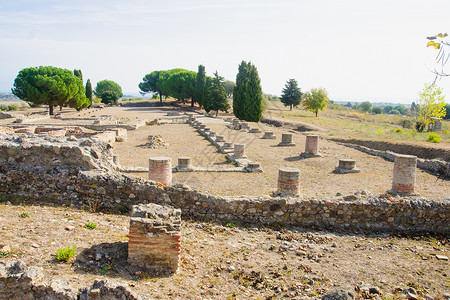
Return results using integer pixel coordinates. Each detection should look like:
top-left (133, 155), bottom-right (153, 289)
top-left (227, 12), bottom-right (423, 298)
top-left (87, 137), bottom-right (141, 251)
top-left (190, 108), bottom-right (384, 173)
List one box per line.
top-left (0, 204), bottom-right (448, 299)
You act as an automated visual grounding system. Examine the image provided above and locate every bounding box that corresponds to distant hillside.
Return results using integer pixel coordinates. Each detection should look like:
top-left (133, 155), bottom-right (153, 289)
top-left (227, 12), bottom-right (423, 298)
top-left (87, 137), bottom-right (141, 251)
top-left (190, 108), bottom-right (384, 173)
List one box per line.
top-left (334, 101), bottom-right (410, 108)
top-left (0, 93), bottom-right (21, 102)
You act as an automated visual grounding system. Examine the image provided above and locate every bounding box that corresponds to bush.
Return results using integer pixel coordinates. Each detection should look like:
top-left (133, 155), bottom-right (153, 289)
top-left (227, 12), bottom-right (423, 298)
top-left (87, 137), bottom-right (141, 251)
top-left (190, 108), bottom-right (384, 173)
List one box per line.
top-left (84, 222), bottom-right (97, 230)
top-left (371, 107), bottom-right (382, 114)
top-left (389, 109), bottom-right (400, 115)
top-left (401, 119), bottom-right (413, 129)
top-left (0, 105), bottom-right (8, 111)
top-left (7, 104), bottom-right (19, 111)
top-left (427, 133), bottom-right (440, 143)
top-left (56, 246), bottom-right (76, 262)
top-left (395, 128), bottom-right (403, 133)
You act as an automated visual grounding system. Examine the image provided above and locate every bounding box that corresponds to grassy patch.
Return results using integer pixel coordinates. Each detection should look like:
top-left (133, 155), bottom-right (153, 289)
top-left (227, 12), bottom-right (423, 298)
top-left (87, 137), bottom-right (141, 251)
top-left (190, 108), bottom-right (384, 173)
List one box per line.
top-left (55, 246), bottom-right (76, 262)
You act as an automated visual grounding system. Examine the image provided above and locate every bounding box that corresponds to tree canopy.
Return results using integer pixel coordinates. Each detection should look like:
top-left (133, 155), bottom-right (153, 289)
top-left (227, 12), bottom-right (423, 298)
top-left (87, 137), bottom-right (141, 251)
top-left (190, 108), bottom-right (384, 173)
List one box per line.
top-left (161, 69), bottom-right (196, 104)
top-left (94, 80), bottom-right (123, 104)
top-left (359, 101), bottom-right (372, 112)
top-left (302, 87), bottom-right (329, 117)
top-left (224, 80), bottom-right (236, 98)
top-left (280, 79), bottom-right (302, 111)
top-left (193, 65), bottom-right (207, 108)
top-left (138, 70), bottom-right (169, 103)
top-left (204, 71), bottom-right (230, 116)
top-left (415, 83), bottom-right (446, 131)
top-left (233, 61), bottom-right (263, 122)
top-left (12, 66), bottom-right (88, 115)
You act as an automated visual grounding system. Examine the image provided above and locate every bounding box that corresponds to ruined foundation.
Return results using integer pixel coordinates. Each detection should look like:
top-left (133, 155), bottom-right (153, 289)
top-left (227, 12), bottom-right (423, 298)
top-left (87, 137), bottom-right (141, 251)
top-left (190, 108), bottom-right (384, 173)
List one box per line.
top-left (234, 144), bottom-right (246, 158)
top-left (276, 167), bottom-right (301, 197)
top-left (148, 157), bottom-right (172, 186)
top-left (128, 204), bottom-right (181, 274)
top-left (391, 154), bottom-right (417, 194)
top-left (334, 159), bottom-right (360, 174)
top-left (177, 157), bottom-right (194, 171)
top-left (278, 133), bottom-right (296, 146)
top-left (300, 135), bottom-right (322, 158)
top-left (262, 131), bottom-right (276, 139)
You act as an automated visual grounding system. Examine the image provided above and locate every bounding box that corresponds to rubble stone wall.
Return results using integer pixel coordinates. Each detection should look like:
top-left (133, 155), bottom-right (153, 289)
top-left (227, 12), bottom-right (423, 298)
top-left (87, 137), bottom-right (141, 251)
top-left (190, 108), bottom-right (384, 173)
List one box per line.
top-left (0, 135), bottom-right (448, 234)
top-left (0, 261), bottom-right (138, 300)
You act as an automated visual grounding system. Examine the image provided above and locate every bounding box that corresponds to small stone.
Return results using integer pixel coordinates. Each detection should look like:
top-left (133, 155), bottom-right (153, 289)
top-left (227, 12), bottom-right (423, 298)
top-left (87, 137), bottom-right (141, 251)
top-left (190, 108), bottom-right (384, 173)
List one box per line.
top-left (322, 288), bottom-right (355, 299)
top-left (89, 288), bottom-right (100, 297)
top-left (65, 225), bottom-right (75, 231)
top-left (31, 243), bottom-right (39, 248)
top-left (228, 266), bottom-right (235, 272)
top-left (296, 250), bottom-right (307, 256)
top-left (406, 292), bottom-right (418, 300)
top-left (0, 245), bottom-right (11, 253)
top-left (436, 255), bottom-right (448, 261)
top-left (95, 253), bottom-right (102, 261)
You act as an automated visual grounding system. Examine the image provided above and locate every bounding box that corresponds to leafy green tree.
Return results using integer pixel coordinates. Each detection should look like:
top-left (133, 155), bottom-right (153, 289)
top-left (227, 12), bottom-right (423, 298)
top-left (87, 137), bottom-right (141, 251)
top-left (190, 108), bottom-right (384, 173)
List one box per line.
top-left (302, 87), bottom-right (329, 117)
top-left (204, 71), bottom-right (230, 116)
top-left (85, 79), bottom-right (93, 107)
top-left (444, 103), bottom-right (450, 120)
top-left (280, 79), bottom-right (302, 111)
top-left (415, 83), bottom-right (447, 131)
top-left (224, 80), bottom-right (236, 98)
top-left (162, 69), bottom-right (196, 104)
top-left (233, 61), bottom-right (263, 122)
top-left (394, 105), bottom-right (408, 115)
top-left (138, 70), bottom-right (171, 103)
top-left (383, 105), bottom-right (393, 114)
top-left (12, 66), bottom-right (88, 115)
top-left (193, 65), bottom-right (207, 107)
top-left (359, 101), bottom-right (372, 112)
top-left (94, 80), bottom-right (123, 104)
top-left (73, 69), bottom-right (83, 82)
top-left (372, 106), bottom-right (382, 114)
top-left (344, 102), bottom-right (352, 108)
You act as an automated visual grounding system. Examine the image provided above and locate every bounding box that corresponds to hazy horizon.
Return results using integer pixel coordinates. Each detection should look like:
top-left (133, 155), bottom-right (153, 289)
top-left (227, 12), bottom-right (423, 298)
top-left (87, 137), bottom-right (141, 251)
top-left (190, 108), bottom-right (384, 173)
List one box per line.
top-left (1, 0), bottom-right (450, 105)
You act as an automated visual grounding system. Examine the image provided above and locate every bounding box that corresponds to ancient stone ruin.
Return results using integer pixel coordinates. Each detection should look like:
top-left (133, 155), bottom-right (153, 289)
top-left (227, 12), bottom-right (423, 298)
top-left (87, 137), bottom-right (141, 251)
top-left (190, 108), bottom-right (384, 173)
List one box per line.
top-left (128, 204), bottom-right (181, 275)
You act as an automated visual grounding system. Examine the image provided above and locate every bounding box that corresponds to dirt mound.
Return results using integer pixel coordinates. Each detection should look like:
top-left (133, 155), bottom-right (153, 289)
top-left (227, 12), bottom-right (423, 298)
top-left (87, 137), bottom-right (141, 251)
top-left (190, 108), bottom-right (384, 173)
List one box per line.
top-left (137, 135), bottom-right (168, 149)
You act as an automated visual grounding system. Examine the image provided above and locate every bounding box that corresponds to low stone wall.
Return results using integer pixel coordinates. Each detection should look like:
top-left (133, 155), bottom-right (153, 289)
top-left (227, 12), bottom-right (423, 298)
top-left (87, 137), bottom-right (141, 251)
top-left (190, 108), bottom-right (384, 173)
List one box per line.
top-left (0, 133), bottom-right (116, 172)
top-left (0, 134), bottom-right (448, 234)
top-left (0, 163), bottom-right (448, 234)
top-left (336, 142), bottom-right (448, 175)
top-left (0, 261), bottom-right (138, 300)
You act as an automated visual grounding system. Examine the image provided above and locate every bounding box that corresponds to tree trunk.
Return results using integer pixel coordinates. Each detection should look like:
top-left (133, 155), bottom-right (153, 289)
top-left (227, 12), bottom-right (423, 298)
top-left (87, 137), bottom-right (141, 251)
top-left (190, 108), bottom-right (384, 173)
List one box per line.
top-left (60, 105), bottom-right (63, 111)
top-left (158, 90), bottom-right (162, 103)
top-left (191, 98), bottom-right (194, 107)
top-left (315, 110), bottom-right (318, 117)
top-left (216, 110), bottom-right (218, 117)
top-left (49, 105), bottom-right (54, 116)
top-left (290, 104), bottom-right (292, 111)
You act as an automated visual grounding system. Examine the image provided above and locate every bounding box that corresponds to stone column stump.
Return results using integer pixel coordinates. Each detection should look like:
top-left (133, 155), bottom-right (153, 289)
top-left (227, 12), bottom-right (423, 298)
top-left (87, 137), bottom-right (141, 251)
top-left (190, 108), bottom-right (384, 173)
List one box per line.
top-left (177, 157), bottom-right (194, 171)
top-left (249, 128), bottom-right (262, 133)
top-left (278, 133), bottom-right (296, 146)
top-left (128, 204), bottom-right (181, 274)
top-left (391, 154), bottom-right (417, 194)
top-left (334, 159), bottom-right (360, 174)
top-left (215, 135), bottom-right (225, 142)
top-left (148, 157), bottom-right (172, 186)
top-left (234, 144), bottom-right (246, 158)
top-left (300, 135), bottom-right (322, 157)
top-left (276, 168), bottom-right (301, 197)
top-left (262, 131), bottom-right (276, 139)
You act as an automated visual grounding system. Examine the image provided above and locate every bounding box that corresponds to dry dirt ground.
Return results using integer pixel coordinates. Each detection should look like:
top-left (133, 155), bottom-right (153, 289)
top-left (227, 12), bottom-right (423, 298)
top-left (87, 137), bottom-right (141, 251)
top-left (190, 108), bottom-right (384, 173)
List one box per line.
top-left (0, 204), bottom-right (449, 299)
top-left (1, 104), bottom-right (449, 299)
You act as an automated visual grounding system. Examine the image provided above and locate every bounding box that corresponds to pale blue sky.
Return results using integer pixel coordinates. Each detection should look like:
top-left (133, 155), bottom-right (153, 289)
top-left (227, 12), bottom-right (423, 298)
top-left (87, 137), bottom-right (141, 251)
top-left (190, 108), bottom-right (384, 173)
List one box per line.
top-left (0, 0), bottom-right (449, 103)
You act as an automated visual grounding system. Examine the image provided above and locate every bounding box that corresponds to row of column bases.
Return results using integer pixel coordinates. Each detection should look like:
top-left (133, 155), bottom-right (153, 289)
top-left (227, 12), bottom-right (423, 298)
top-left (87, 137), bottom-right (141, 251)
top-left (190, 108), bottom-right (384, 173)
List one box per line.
top-left (148, 154), bottom-right (418, 196)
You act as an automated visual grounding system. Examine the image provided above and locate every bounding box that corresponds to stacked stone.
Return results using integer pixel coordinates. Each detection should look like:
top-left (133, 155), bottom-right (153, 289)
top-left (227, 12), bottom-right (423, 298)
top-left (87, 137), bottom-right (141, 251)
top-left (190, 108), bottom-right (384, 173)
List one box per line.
top-left (234, 144), bottom-right (246, 158)
top-left (277, 167), bottom-right (301, 197)
top-left (262, 131), bottom-right (276, 139)
top-left (148, 157), bottom-right (172, 186)
top-left (177, 157), bottom-right (194, 171)
top-left (392, 154), bottom-right (417, 194)
top-left (334, 159), bottom-right (360, 174)
top-left (110, 128), bottom-right (127, 142)
top-left (278, 133), bottom-right (296, 146)
top-left (128, 204), bottom-right (181, 274)
top-left (248, 128), bottom-right (262, 133)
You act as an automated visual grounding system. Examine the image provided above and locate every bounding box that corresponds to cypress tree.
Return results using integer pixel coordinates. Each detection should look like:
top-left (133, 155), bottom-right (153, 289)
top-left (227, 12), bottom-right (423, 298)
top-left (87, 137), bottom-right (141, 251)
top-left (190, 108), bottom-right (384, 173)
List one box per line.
top-left (73, 69), bottom-right (83, 83)
top-left (85, 79), bottom-right (93, 107)
top-left (233, 61), bottom-right (263, 122)
top-left (280, 79), bottom-right (302, 111)
top-left (194, 65), bottom-right (206, 108)
top-left (205, 71), bottom-right (230, 117)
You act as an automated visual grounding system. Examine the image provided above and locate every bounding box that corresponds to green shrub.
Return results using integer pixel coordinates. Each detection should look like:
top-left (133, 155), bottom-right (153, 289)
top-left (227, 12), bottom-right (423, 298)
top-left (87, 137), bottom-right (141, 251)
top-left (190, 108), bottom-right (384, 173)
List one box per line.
top-left (84, 222), bottom-right (97, 230)
top-left (56, 246), bottom-right (76, 262)
top-left (7, 104), bottom-right (19, 111)
top-left (395, 128), bottom-right (403, 133)
top-left (426, 133), bottom-right (440, 143)
top-left (19, 212), bottom-right (29, 218)
top-left (0, 105), bottom-right (8, 111)
top-left (376, 128), bottom-right (383, 135)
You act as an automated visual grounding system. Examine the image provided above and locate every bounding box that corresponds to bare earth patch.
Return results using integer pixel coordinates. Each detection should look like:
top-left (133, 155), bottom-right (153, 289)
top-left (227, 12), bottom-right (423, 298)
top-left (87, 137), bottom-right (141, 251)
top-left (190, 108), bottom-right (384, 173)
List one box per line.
top-left (0, 204), bottom-right (449, 299)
